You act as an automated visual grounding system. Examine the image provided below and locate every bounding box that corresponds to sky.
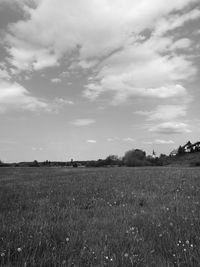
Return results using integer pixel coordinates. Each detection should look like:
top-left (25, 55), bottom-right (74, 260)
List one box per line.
top-left (0, 0), bottom-right (200, 162)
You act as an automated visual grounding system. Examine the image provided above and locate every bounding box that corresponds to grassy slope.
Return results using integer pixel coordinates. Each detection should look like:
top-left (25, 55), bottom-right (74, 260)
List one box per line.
top-left (1, 167), bottom-right (200, 266)
top-left (170, 152), bottom-right (200, 166)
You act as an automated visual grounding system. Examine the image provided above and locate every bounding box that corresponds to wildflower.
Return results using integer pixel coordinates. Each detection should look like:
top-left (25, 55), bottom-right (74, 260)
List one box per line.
top-left (17, 248), bottom-right (22, 252)
top-left (190, 244), bottom-right (194, 248)
top-left (124, 253), bottom-right (128, 257)
top-left (105, 256), bottom-right (109, 260)
top-left (66, 237), bottom-right (70, 242)
top-left (186, 240), bottom-right (190, 245)
top-left (1, 252), bottom-right (5, 257)
top-left (183, 248), bottom-right (186, 252)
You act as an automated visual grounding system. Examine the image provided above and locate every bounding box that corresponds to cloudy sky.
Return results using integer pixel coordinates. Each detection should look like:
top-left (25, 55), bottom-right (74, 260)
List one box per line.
top-left (0, 0), bottom-right (200, 162)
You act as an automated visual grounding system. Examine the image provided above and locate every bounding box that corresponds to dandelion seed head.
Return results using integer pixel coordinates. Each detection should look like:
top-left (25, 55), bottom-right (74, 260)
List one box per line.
top-left (1, 252), bottom-right (5, 257)
top-left (17, 248), bottom-right (22, 252)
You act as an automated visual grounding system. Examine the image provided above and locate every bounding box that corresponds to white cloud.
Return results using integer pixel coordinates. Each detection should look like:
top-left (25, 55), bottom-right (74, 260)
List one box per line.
top-left (0, 63), bottom-right (10, 80)
top-left (54, 97), bottom-right (74, 105)
top-left (149, 122), bottom-right (191, 134)
top-left (4, 0), bottom-right (199, 70)
top-left (144, 139), bottom-right (175, 144)
top-left (70, 119), bottom-right (96, 126)
top-left (170, 38), bottom-right (192, 51)
top-left (47, 97), bottom-right (74, 113)
top-left (0, 81), bottom-right (48, 113)
top-left (87, 140), bottom-right (97, 143)
top-left (154, 139), bottom-right (175, 144)
top-left (84, 40), bottom-right (194, 103)
top-left (51, 78), bottom-right (61, 83)
top-left (2, 0), bottom-right (199, 104)
top-left (136, 105), bottom-right (187, 121)
top-left (153, 9), bottom-right (200, 36)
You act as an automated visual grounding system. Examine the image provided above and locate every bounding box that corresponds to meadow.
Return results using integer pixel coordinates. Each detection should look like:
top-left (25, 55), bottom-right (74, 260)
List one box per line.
top-left (0, 167), bottom-right (200, 267)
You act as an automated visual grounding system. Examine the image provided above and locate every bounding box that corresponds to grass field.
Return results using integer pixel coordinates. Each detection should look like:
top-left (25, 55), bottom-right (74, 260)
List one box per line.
top-left (1, 167), bottom-right (200, 266)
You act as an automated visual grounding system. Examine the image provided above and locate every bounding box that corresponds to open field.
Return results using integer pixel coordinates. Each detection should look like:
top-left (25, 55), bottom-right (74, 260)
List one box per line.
top-left (1, 167), bottom-right (200, 266)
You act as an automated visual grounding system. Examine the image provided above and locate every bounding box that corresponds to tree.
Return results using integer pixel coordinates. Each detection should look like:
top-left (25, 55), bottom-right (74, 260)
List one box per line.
top-left (177, 146), bottom-right (185, 155)
top-left (104, 155), bottom-right (119, 166)
top-left (123, 149), bottom-right (147, 166)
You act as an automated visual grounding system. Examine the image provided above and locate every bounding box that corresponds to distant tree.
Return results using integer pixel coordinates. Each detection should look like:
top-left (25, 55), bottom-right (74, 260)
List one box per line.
top-left (104, 155), bottom-right (119, 166)
top-left (27, 160), bottom-right (40, 167)
top-left (177, 146), bottom-right (185, 155)
top-left (73, 162), bottom-right (78, 168)
top-left (123, 149), bottom-right (147, 166)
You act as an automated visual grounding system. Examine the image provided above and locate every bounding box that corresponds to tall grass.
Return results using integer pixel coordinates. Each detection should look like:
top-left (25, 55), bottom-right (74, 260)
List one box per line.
top-left (0, 167), bottom-right (200, 266)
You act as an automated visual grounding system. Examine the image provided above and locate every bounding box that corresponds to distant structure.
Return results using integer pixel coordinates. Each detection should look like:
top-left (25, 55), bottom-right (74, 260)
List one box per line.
top-left (170, 148), bottom-right (178, 157)
top-left (170, 141), bottom-right (200, 156)
top-left (152, 150), bottom-right (157, 159)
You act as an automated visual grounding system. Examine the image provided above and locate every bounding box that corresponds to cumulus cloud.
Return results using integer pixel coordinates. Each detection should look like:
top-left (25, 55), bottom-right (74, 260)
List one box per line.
top-left (2, 0), bottom-right (199, 103)
top-left (149, 122), bottom-right (191, 134)
top-left (136, 105), bottom-right (187, 121)
top-left (84, 41), bottom-right (194, 103)
top-left (0, 81), bottom-right (48, 113)
top-left (70, 119), bottom-right (96, 126)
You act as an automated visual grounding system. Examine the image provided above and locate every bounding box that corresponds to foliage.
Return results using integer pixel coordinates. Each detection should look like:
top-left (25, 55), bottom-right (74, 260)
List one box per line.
top-left (123, 149), bottom-right (148, 167)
